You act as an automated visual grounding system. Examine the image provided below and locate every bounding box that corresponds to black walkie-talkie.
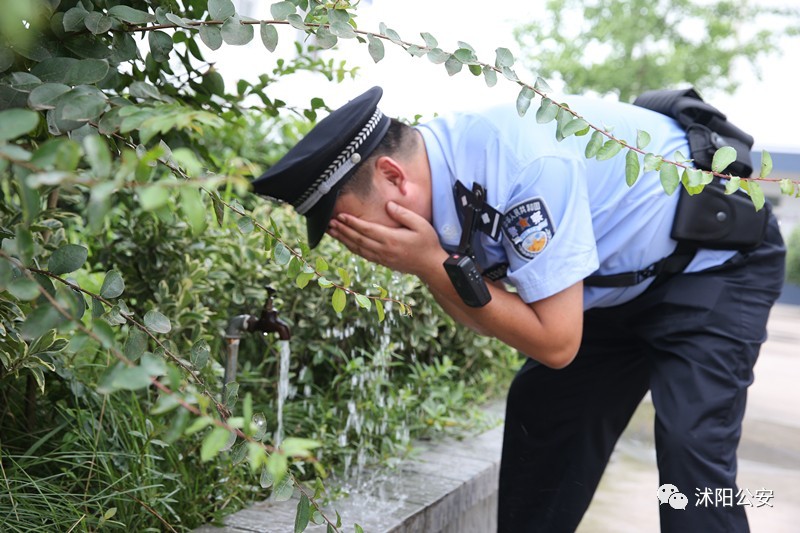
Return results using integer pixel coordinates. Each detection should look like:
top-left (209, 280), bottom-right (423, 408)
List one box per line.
top-left (443, 183), bottom-right (492, 308)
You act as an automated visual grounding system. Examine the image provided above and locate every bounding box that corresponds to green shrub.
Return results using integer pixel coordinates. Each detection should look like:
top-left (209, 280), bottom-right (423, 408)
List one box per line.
top-left (0, 1), bottom-right (523, 529)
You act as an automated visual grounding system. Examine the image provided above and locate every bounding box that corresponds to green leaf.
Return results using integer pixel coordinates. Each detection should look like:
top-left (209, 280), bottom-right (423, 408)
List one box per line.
top-left (420, 32), bottom-right (437, 48)
top-left (129, 81), bottom-right (161, 101)
top-left (355, 525), bottom-right (364, 533)
top-left (495, 47), bottom-right (514, 68)
top-left (295, 494), bottom-right (311, 533)
top-left (221, 16), bottom-right (254, 46)
top-left (28, 83), bottom-right (70, 110)
top-left (367, 35), bottom-right (384, 63)
top-left (0, 109), bottom-right (39, 142)
top-left (181, 187), bottom-right (207, 235)
top-left (643, 153), bottom-right (661, 173)
top-left (680, 169), bottom-right (704, 196)
top-left (315, 26), bottom-right (337, 49)
top-left (375, 299), bottom-right (385, 322)
top-left (100, 270), bottom-right (124, 298)
top-left (191, 339), bottom-right (210, 368)
top-left (48, 244), bottom-right (88, 275)
top-left (426, 48), bottom-right (449, 64)
top-left (271, 1), bottom-right (296, 21)
top-left (760, 150), bottom-right (773, 178)
top-left (625, 150), bottom-right (640, 187)
top-left (660, 164), bottom-right (680, 195)
top-left (271, 469), bottom-right (293, 501)
top-left (148, 30), bottom-right (173, 62)
top-left (454, 48), bottom-right (477, 64)
top-left (0, 48), bottom-right (13, 73)
top-left (139, 185), bottom-right (170, 211)
top-left (32, 57), bottom-right (79, 83)
top-left (332, 288), bottom-right (346, 313)
top-left (0, 258), bottom-right (14, 290)
top-left (273, 243), bottom-right (291, 265)
top-left (185, 416), bottom-right (213, 435)
top-left (144, 309), bottom-right (171, 334)
top-left (444, 56), bottom-right (462, 76)
top-left (748, 181), bottom-right (765, 211)
top-left (534, 77), bottom-right (552, 93)
top-left (636, 130), bottom-right (651, 150)
top-left (382, 26), bottom-right (402, 43)
top-left (201, 426), bottom-right (231, 462)
top-left (724, 176), bottom-right (740, 194)
top-left (483, 66), bottom-right (497, 87)
top-left (535, 98), bottom-right (558, 124)
top-left (21, 304), bottom-right (66, 341)
top-left (354, 294), bottom-right (371, 310)
top-left (108, 5), bottom-right (154, 24)
top-left (779, 178), bottom-right (795, 196)
top-left (554, 107), bottom-right (572, 142)
top-left (84, 12), bottom-right (112, 35)
top-left (295, 271), bottom-right (314, 289)
top-left (124, 327), bottom-right (147, 361)
top-left (561, 118), bottom-right (588, 138)
top-left (287, 14), bottom-right (305, 30)
top-left (209, 0), bottom-right (236, 20)
top-left (596, 140), bottom-right (623, 161)
top-left (63, 6), bottom-right (88, 32)
top-left (337, 267), bottom-right (350, 287)
top-left (331, 21), bottom-right (355, 38)
top-left (711, 146), bottom-right (737, 173)
top-left (8, 278), bottom-right (40, 300)
top-left (83, 135), bottom-right (111, 179)
top-left (584, 130), bottom-right (604, 158)
top-left (199, 25), bottom-right (223, 50)
top-left (261, 22), bottom-right (279, 52)
top-left (516, 87), bottom-right (534, 117)
top-left (53, 86), bottom-right (107, 129)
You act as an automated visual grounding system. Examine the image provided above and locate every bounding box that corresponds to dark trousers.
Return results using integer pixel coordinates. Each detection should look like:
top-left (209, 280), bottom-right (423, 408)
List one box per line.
top-left (498, 213), bottom-right (786, 533)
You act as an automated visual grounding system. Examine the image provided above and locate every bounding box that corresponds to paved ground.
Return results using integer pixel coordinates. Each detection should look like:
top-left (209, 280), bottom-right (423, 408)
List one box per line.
top-left (578, 303), bottom-right (800, 533)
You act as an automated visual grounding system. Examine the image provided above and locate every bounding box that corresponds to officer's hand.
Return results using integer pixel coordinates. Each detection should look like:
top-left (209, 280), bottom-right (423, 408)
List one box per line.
top-left (328, 201), bottom-right (446, 277)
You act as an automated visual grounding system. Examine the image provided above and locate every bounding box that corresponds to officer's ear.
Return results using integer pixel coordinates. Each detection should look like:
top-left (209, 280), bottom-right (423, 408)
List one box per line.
top-left (374, 156), bottom-right (408, 194)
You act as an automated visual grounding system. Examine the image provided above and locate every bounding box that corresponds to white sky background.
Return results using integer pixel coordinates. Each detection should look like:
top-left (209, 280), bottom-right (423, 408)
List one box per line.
top-left (213, 0), bottom-right (800, 152)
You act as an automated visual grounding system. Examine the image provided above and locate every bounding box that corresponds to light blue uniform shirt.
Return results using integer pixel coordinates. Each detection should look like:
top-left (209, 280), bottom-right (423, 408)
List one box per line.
top-left (416, 96), bottom-right (736, 309)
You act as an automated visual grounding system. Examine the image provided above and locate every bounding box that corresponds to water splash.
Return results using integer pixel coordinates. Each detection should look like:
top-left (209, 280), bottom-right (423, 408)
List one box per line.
top-left (275, 339), bottom-right (291, 449)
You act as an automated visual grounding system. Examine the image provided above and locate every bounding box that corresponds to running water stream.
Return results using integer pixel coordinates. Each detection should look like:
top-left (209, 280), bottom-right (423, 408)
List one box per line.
top-left (274, 339), bottom-right (292, 449)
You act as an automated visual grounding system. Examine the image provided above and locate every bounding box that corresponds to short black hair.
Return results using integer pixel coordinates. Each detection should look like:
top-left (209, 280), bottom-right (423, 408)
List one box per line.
top-left (340, 118), bottom-right (416, 198)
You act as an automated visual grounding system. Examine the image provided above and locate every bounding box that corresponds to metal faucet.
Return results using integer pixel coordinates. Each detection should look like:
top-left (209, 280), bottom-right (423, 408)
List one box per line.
top-left (247, 287), bottom-right (292, 341)
top-left (223, 287), bottom-right (292, 394)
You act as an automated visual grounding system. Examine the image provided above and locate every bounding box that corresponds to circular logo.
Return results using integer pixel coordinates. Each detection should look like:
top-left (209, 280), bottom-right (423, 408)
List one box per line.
top-left (523, 231), bottom-right (548, 254)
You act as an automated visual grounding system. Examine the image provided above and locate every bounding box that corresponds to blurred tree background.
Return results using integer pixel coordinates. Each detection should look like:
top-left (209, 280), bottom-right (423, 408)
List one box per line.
top-left (514, 0), bottom-right (800, 102)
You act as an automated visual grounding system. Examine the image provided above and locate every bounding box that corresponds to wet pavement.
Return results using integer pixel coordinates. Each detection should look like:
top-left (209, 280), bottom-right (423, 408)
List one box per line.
top-left (579, 303), bottom-right (800, 532)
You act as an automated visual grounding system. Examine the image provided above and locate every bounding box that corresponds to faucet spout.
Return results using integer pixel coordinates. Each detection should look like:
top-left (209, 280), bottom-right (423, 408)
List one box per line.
top-left (248, 287), bottom-right (292, 340)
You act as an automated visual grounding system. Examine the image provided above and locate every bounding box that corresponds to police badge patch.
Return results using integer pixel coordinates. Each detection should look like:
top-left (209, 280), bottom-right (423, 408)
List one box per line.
top-left (501, 198), bottom-right (555, 260)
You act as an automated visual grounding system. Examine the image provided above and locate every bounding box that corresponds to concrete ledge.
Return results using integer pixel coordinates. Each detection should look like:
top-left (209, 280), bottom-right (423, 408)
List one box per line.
top-left (195, 406), bottom-right (505, 533)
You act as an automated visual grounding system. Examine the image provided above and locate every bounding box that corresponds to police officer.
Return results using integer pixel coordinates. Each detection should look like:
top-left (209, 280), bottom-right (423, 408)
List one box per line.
top-left (252, 86), bottom-right (786, 532)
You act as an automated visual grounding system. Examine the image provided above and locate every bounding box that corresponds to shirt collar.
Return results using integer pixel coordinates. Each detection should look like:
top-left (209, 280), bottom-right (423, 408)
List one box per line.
top-left (417, 125), bottom-right (462, 250)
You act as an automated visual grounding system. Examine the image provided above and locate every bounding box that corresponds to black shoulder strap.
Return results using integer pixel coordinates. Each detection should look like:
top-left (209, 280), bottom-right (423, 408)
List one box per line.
top-left (633, 87), bottom-right (754, 177)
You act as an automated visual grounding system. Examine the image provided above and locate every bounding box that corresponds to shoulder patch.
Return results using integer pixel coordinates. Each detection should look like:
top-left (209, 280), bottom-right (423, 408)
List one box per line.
top-left (501, 198), bottom-right (555, 260)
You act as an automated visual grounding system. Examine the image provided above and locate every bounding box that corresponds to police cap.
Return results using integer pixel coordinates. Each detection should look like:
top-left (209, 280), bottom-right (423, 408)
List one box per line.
top-left (251, 86), bottom-right (390, 248)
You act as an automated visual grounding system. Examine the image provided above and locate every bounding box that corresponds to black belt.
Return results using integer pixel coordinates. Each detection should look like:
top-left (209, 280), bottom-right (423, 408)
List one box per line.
top-left (584, 243), bottom-right (697, 288)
